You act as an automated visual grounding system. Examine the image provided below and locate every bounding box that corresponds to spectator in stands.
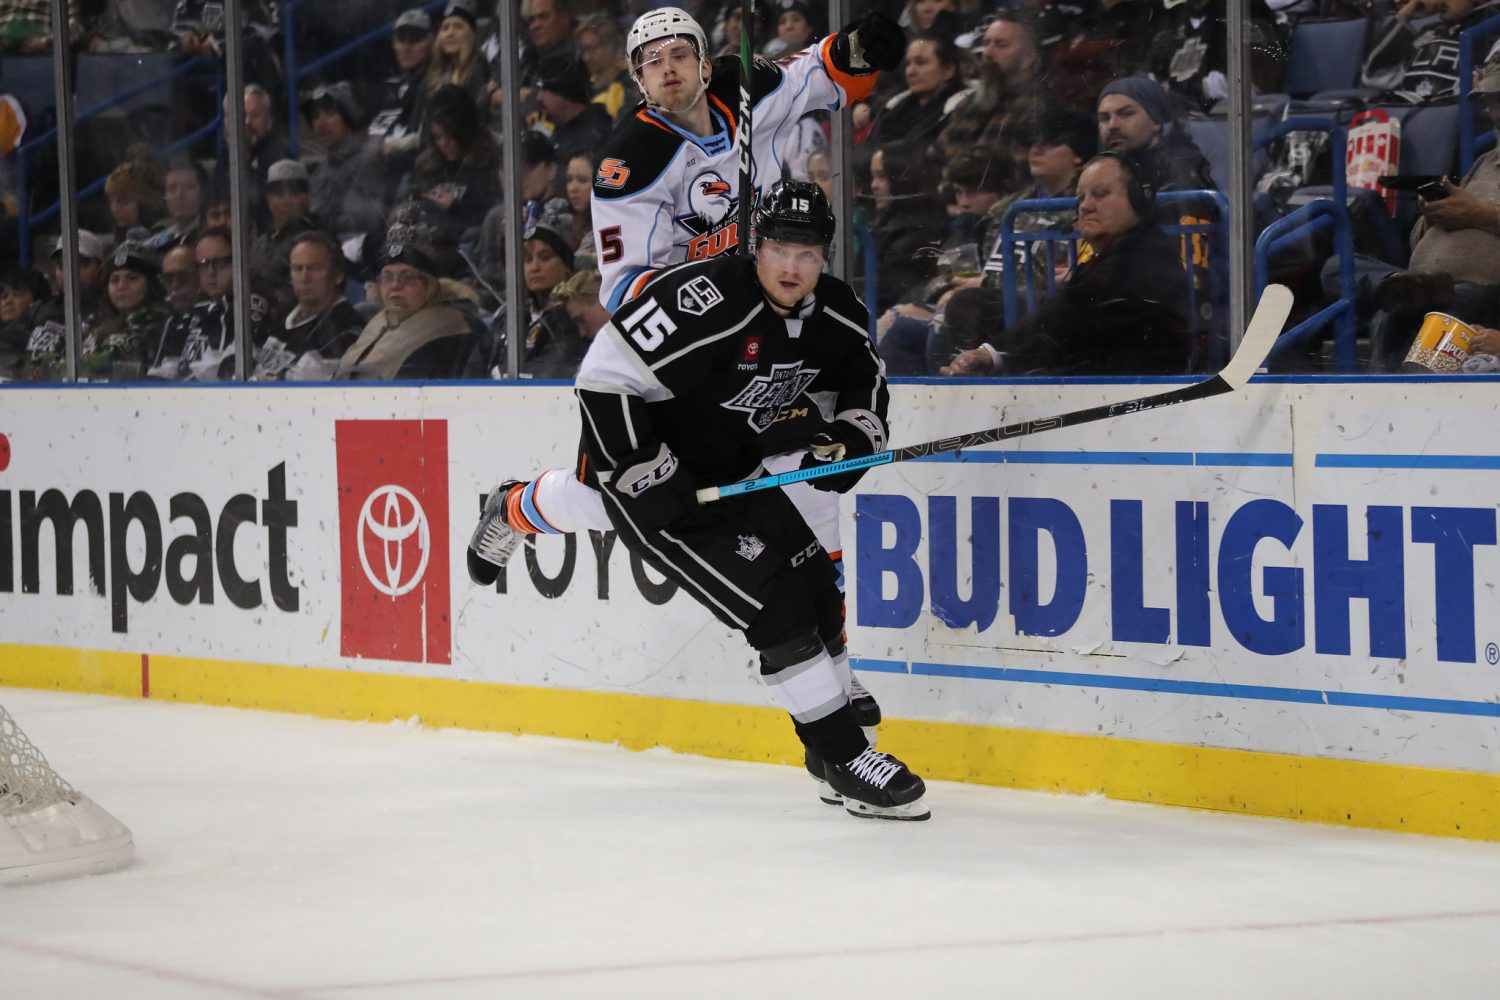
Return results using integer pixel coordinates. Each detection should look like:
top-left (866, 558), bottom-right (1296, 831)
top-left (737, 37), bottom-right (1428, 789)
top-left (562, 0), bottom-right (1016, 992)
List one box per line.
top-left (1097, 77), bottom-right (1215, 193)
top-left (336, 231), bottom-right (481, 380)
top-left (159, 244), bottom-right (200, 312)
top-left (369, 8), bottom-right (435, 175)
top-left (1149, 0), bottom-right (1287, 114)
top-left (941, 152), bottom-right (1193, 376)
top-left (0, 267), bottom-right (50, 379)
top-left (302, 82), bottom-right (389, 242)
top-left (0, 0), bottom-right (83, 53)
top-left (50, 228), bottom-right (105, 315)
top-left (561, 150), bottom-right (594, 259)
top-left (475, 131), bottom-right (566, 296)
top-left (251, 231), bottom-right (363, 381)
top-left (79, 239), bottom-right (172, 382)
top-left (170, 0), bottom-right (281, 95)
top-left (530, 53), bottom-right (612, 166)
top-left (250, 159), bottom-right (318, 301)
top-left (85, 0), bottom-right (172, 52)
top-left (214, 83), bottom-right (289, 229)
top-left (558, 267), bottom-right (606, 345)
top-left (806, 149), bottom-right (834, 204)
top-left (764, 0), bottom-right (821, 60)
top-left (1364, 0), bottom-right (1500, 103)
top-left (151, 157), bottom-right (205, 251)
top-left (866, 33), bottom-right (970, 151)
top-left (519, 256), bottom-right (589, 379)
top-left (575, 12), bottom-right (639, 123)
top-left (104, 151), bottom-right (164, 246)
top-left (519, 0), bottom-right (576, 80)
top-left (1326, 54), bottom-right (1500, 370)
top-left (899, 0), bottom-right (963, 42)
top-left (864, 140), bottom-right (948, 313)
top-left (522, 221), bottom-right (574, 323)
top-left (711, 4), bottom-right (742, 59)
top-left (1048, 0), bottom-right (1159, 110)
top-left (431, 0), bottom-right (490, 111)
top-left (411, 84), bottom-right (501, 244)
top-left (202, 184), bottom-right (232, 230)
top-left (149, 226), bottom-right (275, 380)
top-left (937, 12), bottom-right (1046, 178)
top-left (1017, 0), bottom-right (1088, 62)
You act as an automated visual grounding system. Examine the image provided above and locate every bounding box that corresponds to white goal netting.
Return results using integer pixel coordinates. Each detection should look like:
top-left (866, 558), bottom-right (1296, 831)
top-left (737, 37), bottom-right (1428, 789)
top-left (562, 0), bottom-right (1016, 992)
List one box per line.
top-left (1, 705), bottom-right (134, 885)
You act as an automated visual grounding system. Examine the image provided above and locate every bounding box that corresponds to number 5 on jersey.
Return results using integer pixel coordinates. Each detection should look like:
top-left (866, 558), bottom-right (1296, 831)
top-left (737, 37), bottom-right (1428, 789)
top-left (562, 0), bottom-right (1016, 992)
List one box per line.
top-left (619, 297), bottom-right (676, 351)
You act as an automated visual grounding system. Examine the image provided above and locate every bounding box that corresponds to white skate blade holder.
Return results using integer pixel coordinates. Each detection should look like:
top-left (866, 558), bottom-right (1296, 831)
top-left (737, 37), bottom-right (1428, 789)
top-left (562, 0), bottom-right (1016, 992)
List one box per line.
top-left (844, 796), bottom-right (931, 822)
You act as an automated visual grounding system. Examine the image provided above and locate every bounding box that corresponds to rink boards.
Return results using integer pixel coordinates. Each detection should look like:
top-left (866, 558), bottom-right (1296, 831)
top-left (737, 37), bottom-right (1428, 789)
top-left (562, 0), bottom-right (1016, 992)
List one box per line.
top-left (1, 378), bottom-right (1498, 839)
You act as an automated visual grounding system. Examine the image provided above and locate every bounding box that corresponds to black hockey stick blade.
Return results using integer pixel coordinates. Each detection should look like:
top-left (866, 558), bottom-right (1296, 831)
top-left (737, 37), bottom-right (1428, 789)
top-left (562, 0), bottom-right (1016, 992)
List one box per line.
top-left (697, 284), bottom-right (1294, 503)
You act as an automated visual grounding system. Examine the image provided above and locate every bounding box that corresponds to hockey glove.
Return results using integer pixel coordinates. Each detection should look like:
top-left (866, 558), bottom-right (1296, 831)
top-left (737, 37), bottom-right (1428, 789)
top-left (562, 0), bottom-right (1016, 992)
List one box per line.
top-left (608, 442), bottom-right (696, 531)
top-left (832, 12), bottom-right (905, 75)
top-left (798, 411), bottom-right (887, 493)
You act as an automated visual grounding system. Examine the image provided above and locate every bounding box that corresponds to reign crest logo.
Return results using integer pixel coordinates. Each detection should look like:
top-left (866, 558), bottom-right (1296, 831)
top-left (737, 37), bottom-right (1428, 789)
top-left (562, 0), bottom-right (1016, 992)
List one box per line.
top-left (722, 362), bottom-right (820, 432)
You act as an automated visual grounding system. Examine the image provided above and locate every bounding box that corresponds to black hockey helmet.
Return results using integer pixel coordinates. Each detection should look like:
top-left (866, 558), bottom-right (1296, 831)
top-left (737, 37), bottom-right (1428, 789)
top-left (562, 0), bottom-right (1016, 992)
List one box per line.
top-left (752, 179), bottom-right (836, 251)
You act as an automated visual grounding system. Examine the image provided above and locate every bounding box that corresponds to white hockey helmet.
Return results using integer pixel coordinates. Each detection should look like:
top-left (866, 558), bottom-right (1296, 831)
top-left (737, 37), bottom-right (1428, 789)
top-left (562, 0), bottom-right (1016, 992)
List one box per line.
top-left (627, 6), bottom-right (709, 71)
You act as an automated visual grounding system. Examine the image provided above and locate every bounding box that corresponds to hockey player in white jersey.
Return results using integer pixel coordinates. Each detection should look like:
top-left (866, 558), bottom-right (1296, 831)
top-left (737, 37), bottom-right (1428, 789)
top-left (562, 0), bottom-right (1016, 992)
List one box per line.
top-left (484, 180), bottom-right (928, 819)
top-left (467, 8), bottom-right (904, 729)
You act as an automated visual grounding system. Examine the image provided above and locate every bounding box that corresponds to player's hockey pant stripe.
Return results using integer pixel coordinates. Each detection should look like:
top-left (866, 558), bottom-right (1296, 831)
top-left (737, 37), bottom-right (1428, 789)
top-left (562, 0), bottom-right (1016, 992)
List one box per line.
top-left (519, 479), bottom-right (564, 534)
top-left (600, 489), bottom-right (754, 629)
top-left (764, 651), bottom-right (849, 724)
top-left (660, 527), bottom-right (765, 611)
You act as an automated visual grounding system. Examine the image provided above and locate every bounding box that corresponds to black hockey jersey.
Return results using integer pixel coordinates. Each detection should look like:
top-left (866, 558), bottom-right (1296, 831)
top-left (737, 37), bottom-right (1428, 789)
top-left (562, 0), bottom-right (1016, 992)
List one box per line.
top-left (591, 36), bottom-right (876, 310)
top-left (575, 255), bottom-right (888, 488)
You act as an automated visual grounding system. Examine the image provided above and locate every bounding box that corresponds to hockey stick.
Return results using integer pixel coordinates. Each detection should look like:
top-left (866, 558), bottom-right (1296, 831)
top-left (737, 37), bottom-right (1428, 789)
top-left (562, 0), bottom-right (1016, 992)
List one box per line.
top-left (696, 284), bottom-right (1293, 504)
top-left (736, 0), bottom-right (754, 254)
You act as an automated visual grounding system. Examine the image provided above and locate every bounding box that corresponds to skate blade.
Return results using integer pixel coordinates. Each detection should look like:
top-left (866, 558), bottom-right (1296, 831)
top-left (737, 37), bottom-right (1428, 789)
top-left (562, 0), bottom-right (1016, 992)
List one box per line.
top-left (844, 797), bottom-right (931, 821)
top-left (813, 778), bottom-right (844, 806)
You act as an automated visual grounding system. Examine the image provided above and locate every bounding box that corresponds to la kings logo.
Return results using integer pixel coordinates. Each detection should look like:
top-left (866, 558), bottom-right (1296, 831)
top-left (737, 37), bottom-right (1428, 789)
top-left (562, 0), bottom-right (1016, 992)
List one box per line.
top-left (722, 362), bottom-right (819, 432)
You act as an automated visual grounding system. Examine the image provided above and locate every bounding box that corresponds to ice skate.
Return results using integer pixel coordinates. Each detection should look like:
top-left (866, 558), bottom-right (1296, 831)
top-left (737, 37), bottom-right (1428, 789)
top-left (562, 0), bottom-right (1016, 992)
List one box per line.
top-left (804, 747), bottom-right (843, 806)
top-left (824, 747), bottom-right (930, 821)
top-left (467, 481), bottom-right (525, 582)
top-left (848, 673), bottom-right (881, 729)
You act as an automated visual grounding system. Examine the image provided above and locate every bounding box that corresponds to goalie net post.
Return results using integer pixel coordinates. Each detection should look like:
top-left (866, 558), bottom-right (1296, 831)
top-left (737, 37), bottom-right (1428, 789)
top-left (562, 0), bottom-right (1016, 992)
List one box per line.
top-left (1, 704), bottom-right (134, 885)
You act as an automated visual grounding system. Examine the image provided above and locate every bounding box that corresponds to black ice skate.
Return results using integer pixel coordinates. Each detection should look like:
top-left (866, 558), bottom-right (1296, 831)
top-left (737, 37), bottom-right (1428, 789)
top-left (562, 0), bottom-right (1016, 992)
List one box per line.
top-left (468, 481), bottom-right (525, 576)
top-left (824, 748), bottom-right (930, 821)
top-left (805, 747), bottom-right (842, 806)
top-left (848, 673), bottom-right (881, 729)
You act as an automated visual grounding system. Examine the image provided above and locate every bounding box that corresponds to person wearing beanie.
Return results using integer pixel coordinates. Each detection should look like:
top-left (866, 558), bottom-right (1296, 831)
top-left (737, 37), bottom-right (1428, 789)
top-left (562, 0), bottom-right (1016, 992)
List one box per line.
top-left (530, 53), bottom-right (611, 165)
top-left (335, 222), bottom-right (482, 380)
top-left (80, 238), bottom-right (173, 382)
top-left (411, 84), bottom-right (501, 243)
top-left (428, 0), bottom-right (489, 112)
top-left (523, 264), bottom-right (598, 379)
top-left (1097, 76), bottom-right (1214, 194)
top-left (370, 8), bottom-right (436, 172)
top-left (302, 82), bottom-right (388, 241)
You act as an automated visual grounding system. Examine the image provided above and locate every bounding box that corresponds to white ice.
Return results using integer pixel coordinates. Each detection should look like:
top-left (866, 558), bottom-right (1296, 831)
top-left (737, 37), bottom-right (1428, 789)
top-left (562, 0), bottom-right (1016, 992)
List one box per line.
top-left (3, 687), bottom-right (1499, 999)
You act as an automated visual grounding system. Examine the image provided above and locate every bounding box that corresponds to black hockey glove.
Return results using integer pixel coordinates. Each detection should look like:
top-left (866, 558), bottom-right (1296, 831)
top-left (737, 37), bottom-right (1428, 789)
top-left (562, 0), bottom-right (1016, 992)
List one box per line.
top-left (797, 412), bottom-right (887, 493)
top-left (832, 12), bottom-right (905, 75)
top-left (608, 442), bottom-right (696, 531)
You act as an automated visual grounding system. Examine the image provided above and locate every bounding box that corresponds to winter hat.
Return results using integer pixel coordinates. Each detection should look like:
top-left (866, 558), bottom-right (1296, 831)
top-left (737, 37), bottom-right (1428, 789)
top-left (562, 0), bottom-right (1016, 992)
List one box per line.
top-left (531, 54), bottom-right (592, 105)
top-left (442, 0), bottom-right (478, 32)
top-left (1099, 76), bottom-right (1171, 126)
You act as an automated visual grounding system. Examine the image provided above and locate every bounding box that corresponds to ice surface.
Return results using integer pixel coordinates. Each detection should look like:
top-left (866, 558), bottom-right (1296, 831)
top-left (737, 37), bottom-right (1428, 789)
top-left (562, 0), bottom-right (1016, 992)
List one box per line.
top-left (2, 687), bottom-right (1498, 999)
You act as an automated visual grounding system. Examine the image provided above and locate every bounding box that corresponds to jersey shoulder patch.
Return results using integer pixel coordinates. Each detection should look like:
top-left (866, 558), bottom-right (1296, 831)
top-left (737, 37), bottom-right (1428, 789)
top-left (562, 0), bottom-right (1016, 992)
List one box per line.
top-left (593, 114), bottom-right (687, 199)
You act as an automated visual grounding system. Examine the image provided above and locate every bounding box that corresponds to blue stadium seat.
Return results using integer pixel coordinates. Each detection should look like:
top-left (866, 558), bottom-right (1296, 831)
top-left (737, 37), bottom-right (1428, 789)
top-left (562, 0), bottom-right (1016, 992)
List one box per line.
top-left (0, 57), bottom-right (56, 124)
top-left (1182, 113), bottom-right (1273, 193)
top-left (1282, 19), bottom-right (1369, 98)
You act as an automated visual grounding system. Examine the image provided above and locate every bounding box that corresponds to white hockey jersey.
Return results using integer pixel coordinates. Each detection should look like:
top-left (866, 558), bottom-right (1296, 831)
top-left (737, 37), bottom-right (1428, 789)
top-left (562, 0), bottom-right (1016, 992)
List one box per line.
top-left (591, 35), bottom-right (876, 310)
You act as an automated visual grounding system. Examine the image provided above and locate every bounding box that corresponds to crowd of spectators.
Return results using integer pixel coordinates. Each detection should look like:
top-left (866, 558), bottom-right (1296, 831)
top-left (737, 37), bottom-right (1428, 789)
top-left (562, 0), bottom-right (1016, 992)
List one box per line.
top-left (1, 0), bottom-right (1499, 383)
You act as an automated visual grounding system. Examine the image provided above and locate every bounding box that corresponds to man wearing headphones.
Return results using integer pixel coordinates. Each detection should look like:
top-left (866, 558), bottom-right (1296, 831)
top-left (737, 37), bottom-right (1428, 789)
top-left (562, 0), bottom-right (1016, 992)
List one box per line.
top-left (941, 152), bottom-right (1194, 376)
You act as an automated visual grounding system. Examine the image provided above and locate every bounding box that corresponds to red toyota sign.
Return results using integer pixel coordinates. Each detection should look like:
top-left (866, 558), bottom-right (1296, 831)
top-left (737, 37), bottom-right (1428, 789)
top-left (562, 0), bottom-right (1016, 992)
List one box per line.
top-left (335, 420), bottom-right (451, 665)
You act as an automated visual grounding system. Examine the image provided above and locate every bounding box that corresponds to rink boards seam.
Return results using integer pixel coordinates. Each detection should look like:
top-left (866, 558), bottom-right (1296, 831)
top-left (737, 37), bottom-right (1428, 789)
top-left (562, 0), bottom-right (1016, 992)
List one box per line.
top-left (3, 641), bottom-right (1498, 842)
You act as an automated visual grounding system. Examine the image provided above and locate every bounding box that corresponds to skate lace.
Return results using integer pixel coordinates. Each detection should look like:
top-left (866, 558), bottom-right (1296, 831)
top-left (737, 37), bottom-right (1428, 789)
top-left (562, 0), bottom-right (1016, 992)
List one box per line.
top-left (474, 516), bottom-right (520, 561)
top-left (846, 748), bottom-right (900, 789)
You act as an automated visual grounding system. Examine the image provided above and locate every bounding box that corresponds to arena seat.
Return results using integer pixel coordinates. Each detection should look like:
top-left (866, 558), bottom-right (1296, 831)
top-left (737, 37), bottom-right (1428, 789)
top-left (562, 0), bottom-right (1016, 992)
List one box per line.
top-left (1282, 19), bottom-right (1369, 98)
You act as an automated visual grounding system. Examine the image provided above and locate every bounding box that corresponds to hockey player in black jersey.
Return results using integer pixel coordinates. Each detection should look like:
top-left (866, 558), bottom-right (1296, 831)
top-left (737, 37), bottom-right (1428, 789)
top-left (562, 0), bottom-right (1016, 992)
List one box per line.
top-left (567, 180), bottom-right (929, 821)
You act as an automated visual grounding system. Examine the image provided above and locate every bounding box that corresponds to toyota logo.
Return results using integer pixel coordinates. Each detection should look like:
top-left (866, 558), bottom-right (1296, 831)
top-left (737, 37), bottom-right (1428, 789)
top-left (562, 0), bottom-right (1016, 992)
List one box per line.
top-left (357, 484), bottom-right (430, 598)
